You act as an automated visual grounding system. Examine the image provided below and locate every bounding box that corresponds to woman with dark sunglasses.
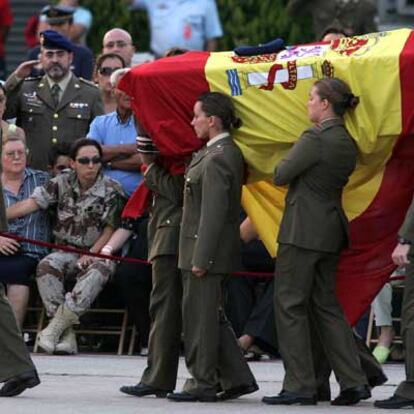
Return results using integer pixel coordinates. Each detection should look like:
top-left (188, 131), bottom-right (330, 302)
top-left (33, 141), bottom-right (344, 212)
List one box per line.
top-left (93, 53), bottom-right (126, 114)
top-left (6, 138), bottom-right (126, 355)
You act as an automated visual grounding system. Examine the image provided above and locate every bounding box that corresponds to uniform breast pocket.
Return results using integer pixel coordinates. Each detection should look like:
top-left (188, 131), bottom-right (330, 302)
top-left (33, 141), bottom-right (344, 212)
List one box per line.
top-left (66, 107), bottom-right (91, 135)
top-left (85, 204), bottom-right (105, 222)
top-left (21, 103), bottom-right (45, 131)
top-left (184, 176), bottom-right (200, 200)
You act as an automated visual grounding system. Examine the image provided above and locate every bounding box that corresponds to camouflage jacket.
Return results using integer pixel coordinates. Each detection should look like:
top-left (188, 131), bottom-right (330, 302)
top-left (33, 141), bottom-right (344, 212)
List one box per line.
top-left (31, 169), bottom-right (126, 248)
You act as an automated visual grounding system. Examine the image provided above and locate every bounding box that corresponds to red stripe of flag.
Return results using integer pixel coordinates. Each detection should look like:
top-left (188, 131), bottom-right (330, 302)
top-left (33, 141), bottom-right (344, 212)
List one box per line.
top-left (336, 31), bottom-right (414, 325)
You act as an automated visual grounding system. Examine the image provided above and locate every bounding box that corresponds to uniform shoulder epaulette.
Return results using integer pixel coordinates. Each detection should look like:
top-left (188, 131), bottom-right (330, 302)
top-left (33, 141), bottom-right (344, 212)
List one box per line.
top-left (208, 144), bottom-right (225, 155)
top-left (78, 77), bottom-right (99, 88)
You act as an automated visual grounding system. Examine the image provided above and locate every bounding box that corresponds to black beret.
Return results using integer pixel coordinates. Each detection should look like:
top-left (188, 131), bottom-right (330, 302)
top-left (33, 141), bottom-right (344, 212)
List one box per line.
top-left (234, 38), bottom-right (285, 57)
top-left (40, 30), bottom-right (75, 53)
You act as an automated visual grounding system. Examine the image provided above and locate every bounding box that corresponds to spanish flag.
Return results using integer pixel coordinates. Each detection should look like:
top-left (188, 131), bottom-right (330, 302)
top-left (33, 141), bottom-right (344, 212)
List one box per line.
top-left (119, 29), bottom-right (414, 325)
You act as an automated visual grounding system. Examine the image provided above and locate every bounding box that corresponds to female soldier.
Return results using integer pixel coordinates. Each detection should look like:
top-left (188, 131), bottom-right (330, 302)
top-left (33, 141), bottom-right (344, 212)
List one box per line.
top-left (168, 92), bottom-right (258, 403)
top-left (263, 78), bottom-right (369, 406)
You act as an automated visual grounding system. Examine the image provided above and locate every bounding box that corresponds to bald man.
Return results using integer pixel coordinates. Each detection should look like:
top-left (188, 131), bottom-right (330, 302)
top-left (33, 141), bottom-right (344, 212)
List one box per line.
top-left (102, 28), bottom-right (135, 67)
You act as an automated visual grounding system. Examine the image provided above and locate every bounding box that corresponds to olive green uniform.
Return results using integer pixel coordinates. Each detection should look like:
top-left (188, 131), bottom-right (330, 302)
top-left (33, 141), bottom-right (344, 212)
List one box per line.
top-left (140, 163), bottom-right (184, 391)
top-left (4, 73), bottom-right (103, 170)
top-left (273, 119), bottom-right (367, 396)
top-left (179, 135), bottom-right (256, 398)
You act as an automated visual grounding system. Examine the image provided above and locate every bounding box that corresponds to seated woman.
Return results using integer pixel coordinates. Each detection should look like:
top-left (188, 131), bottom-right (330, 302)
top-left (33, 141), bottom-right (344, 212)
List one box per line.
top-left (0, 132), bottom-right (50, 327)
top-left (6, 138), bottom-right (126, 355)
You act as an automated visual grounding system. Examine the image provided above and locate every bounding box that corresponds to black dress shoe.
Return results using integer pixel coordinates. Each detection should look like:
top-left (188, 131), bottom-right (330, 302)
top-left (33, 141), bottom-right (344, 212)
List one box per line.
top-left (374, 395), bottom-right (414, 409)
top-left (316, 383), bottom-right (331, 402)
top-left (167, 391), bottom-right (217, 402)
top-left (317, 389), bottom-right (331, 402)
top-left (218, 382), bottom-right (259, 401)
top-left (262, 391), bottom-right (317, 405)
top-left (331, 384), bottom-right (371, 406)
top-left (119, 383), bottom-right (170, 398)
top-left (0, 369), bottom-right (40, 397)
top-left (368, 372), bottom-right (388, 388)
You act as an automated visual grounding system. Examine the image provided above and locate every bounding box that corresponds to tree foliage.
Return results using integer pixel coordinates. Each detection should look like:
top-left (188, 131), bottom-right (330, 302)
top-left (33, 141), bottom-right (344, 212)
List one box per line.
top-left (80, 0), bottom-right (313, 54)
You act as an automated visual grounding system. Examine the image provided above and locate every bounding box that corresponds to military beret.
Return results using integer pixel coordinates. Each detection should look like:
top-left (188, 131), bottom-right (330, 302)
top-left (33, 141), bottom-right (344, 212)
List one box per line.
top-left (40, 30), bottom-right (75, 53)
top-left (41, 5), bottom-right (75, 25)
top-left (234, 38), bottom-right (285, 57)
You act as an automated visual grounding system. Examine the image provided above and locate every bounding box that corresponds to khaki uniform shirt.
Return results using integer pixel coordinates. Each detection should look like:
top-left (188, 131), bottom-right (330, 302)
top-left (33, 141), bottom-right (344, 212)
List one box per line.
top-left (145, 163), bottom-right (184, 261)
top-left (31, 169), bottom-right (126, 248)
top-left (4, 73), bottom-right (104, 170)
top-left (179, 135), bottom-right (243, 274)
top-left (274, 119), bottom-right (357, 253)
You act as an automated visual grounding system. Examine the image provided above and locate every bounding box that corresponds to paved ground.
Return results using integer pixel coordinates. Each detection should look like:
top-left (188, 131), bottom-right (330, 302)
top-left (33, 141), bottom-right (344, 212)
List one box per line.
top-left (1, 354), bottom-right (408, 413)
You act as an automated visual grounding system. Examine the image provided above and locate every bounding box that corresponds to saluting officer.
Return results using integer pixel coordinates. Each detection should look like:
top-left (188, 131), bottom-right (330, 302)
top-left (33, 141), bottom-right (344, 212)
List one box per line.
top-left (3, 30), bottom-right (103, 171)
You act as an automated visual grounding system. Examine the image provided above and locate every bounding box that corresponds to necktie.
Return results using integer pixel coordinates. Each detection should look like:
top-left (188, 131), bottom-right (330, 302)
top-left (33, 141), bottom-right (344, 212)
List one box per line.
top-left (51, 84), bottom-right (61, 108)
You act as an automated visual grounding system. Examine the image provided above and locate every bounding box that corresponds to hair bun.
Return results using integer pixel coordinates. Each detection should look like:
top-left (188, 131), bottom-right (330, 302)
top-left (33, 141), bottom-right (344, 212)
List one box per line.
top-left (345, 93), bottom-right (359, 109)
top-left (232, 117), bottom-right (243, 129)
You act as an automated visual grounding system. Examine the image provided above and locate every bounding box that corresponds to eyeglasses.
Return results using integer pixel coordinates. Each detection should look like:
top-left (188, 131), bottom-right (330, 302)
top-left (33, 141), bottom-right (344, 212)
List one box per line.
top-left (76, 156), bottom-right (102, 165)
top-left (4, 150), bottom-right (27, 159)
top-left (103, 40), bottom-right (131, 49)
top-left (98, 66), bottom-right (122, 76)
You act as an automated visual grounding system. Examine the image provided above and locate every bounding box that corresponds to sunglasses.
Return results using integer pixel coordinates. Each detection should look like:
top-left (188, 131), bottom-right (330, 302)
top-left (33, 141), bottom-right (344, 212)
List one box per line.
top-left (76, 156), bottom-right (102, 165)
top-left (98, 66), bottom-right (122, 76)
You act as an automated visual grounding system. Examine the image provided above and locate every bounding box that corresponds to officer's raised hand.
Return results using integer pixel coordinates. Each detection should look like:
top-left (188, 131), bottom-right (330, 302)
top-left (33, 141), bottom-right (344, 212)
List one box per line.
top-left (14, 60), bottom-right (40, 79)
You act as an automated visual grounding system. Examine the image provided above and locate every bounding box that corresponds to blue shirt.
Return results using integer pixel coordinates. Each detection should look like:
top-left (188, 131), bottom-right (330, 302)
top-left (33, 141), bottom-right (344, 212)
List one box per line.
top-left (131, 0), bottom-right (223, 57)
top-left (87, 112), bottom-right (142, 195)
top-left (3, 168), bottom-right (51, 260)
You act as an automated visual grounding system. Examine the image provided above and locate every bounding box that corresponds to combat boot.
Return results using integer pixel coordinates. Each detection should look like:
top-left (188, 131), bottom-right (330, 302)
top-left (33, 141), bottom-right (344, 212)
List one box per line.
top-left (55, 326), bottom-right (78, 355)
top-left (38, 305), bottom-right (79, 354)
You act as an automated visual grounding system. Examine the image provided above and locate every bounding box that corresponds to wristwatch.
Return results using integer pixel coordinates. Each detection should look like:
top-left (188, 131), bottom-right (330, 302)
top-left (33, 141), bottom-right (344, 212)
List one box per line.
top-left (398, 237), bottom-right (412, 245)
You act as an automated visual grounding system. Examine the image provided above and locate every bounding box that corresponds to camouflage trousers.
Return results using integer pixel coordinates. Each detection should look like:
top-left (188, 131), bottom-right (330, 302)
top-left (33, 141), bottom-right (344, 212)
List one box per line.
top-left (36, 251), bottom-right (116, 317)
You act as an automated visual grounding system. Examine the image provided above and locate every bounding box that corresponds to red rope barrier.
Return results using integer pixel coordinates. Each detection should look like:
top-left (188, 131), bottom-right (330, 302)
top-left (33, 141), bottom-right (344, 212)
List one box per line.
top-left (0, 232), bottom-right (274, 279)
top-left (0, 232), bottom-right (148, 265)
